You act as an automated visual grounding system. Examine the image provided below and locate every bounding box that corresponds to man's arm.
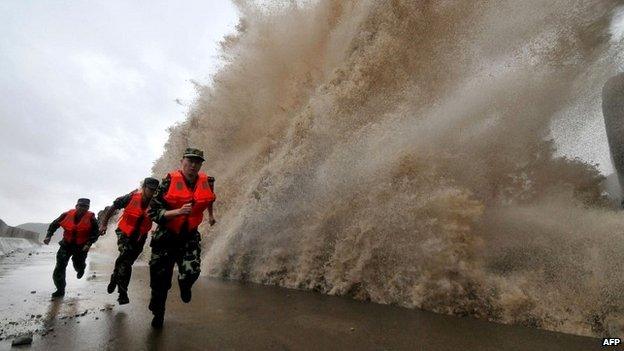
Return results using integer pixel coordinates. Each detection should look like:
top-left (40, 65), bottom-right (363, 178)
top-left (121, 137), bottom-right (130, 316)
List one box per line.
top-left (99, 191), bottom-right (135, 234)
top-left (207, 202), bottom-right (216, 226)
top-left (207, 177), bottom-right (216, 226)
top-left (148, 174), bottom-right (192, 224)
top-left (86, 216), bottom-right (100, 248)
top-left (148, 175), bottom-right (172, 225)
top-left (44, 212), bottom-right (67, 244)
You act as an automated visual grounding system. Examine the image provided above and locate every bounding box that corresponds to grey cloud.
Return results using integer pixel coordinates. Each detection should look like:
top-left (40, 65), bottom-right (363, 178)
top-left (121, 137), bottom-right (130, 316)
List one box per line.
top-left (0, 0), bottom-right (238, 225)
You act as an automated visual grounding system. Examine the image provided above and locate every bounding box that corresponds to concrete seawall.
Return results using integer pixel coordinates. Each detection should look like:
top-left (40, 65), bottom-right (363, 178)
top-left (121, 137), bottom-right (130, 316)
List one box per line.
top-left (0, 219), bottom-right (41, 243)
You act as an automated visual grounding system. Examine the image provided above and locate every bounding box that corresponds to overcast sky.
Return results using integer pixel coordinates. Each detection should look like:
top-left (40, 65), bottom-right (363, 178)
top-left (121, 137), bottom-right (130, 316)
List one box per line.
top-left (0, 1), bottom-right (239, 226)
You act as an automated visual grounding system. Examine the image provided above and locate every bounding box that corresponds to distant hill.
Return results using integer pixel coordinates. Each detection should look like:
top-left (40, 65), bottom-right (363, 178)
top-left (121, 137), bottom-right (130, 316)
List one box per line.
top-left (16, 222), bottom-right (55, 240)
top-left (0, 219), bottom-right (41, 242)
top-left (17, 222), bottom-right (59, 241)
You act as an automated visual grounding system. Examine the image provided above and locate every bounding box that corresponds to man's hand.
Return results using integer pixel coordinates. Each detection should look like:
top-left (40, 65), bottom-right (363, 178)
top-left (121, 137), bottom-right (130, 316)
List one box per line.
top-left (164, 203), bottom-right (193, 218)
top-left (98, 225), bottom-right (107, 236)
top-left (208, 216), bottom-right (216, 226)
top-left (43, 237), bottom-right (51, 245)
top-left (82, 244), bottom-right (91, 252)
top-left (178, 203), bottom-right (192, 215)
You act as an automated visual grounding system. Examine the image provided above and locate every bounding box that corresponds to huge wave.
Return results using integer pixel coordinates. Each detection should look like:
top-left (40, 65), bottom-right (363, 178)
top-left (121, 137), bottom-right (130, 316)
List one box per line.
top-left (152, 0), bottom-right (624, 336)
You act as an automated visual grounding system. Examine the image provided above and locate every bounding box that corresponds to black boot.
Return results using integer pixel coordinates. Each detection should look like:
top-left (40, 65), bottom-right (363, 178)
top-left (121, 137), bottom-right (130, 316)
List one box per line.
top-left (180, 287), bottom-right (192, 303)
top-left (179, 280), bottom-right (192, 303)
top-left (117, 292), bottom-right (129, 305)
top-left (51, 289), bottom-right (65, 298)
top-left (151, 312), bottom-right (164, 328)
top-left (107, 275), bottom-right (117, 294)
top-left (149, 290), bottom-right (167, 312)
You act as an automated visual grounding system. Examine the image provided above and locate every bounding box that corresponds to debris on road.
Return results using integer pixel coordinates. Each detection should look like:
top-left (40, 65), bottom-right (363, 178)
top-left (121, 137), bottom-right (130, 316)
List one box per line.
top-left (11, 334), bottom-right (33, 346)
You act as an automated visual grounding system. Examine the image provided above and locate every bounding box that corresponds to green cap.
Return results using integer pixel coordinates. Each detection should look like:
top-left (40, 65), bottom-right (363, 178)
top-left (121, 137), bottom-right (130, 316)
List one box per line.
top-left (143, 177), bottom-right (160, 190)
top-left (76, 198), bottom-right (90, 207)
top-left (183, 147), bottom-right (205, 161)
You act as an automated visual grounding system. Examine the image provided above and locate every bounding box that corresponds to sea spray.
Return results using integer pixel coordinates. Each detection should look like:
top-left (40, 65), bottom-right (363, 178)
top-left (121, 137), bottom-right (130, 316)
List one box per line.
top-left (153, 0), bottom-right (624, 336)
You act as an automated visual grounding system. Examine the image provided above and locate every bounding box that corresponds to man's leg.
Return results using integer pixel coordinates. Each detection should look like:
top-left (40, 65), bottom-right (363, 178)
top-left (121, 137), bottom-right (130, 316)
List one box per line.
top-left (116, 240), bottom-right (143, 304)
top-left (108, 233), bottom-right (125, 293)
top-left (149, 246), bottom-right (175, 327)
top-left (71, 248), bottom-right (87, 279)
top-left (177, 239), bottom-right (201, 303)
top-left (52, 245), bottom-right (71, 296)
top-left (109, 233), bottom-right (131, 295)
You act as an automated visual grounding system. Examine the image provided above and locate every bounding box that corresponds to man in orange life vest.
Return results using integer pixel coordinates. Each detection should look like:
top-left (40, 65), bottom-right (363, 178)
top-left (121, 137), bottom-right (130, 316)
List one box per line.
top-left (147, 147), bottom-right (216, 328)
top-left (43, 198), bottom-right (99, 298)
top-left (98, 177), bottom-right (160, 305)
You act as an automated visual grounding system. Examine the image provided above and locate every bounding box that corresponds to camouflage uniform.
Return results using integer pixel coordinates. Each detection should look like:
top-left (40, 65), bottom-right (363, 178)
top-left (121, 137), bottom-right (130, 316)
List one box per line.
top-left (46, 211), bottom-right (99, 291)
top-left (108, 191), bottom-right (149, 296)
top-left (112, 228), bottom-right (147, 294)
top-left (147, 174), bottom-right (203, 316)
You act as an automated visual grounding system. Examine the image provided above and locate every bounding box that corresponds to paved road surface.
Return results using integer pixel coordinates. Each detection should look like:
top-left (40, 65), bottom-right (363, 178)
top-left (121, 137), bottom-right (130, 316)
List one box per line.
top-left (0, 246), bottom-right (603, 350)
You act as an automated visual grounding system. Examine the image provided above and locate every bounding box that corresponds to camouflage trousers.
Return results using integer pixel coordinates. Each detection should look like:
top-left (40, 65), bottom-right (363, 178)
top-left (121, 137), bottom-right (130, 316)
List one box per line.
top-left (53, 241), bottom-right (88, 291)
top-left (148, 230), bottom-right (201, 315)
top-left (110, 229), bottom-right (147, 295)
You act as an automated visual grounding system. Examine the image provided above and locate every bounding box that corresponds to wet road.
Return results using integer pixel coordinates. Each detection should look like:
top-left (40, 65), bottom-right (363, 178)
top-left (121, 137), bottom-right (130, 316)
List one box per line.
top-left (0, 246), bottom-right (604, 350)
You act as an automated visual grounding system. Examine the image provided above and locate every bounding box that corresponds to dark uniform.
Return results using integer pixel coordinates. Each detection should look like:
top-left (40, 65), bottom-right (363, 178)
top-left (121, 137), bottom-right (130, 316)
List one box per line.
top-left (112, 225), bottom-right (146, 296)
top-left (45, 198), bottom-right (99, 296)
top-left (147, 175), bottom-right (202, 314)
top-left (147, 147), bottom-right (215, 328)
top-left (102, 177), bottom-right (159, 304)
top-left (108, 192), bottom-right (149, 296)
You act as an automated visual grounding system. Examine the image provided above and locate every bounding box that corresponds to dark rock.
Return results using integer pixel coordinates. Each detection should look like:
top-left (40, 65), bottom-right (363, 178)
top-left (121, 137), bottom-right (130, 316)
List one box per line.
top-left (30, 291), bottom-right (36, 294)
top-left (11, 334), bottom-right (33, 346)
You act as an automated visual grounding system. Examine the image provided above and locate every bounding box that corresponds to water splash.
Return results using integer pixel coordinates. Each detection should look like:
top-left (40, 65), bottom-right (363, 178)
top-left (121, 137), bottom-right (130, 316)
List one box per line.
top-left (153, 0), bottom-right (624, 336)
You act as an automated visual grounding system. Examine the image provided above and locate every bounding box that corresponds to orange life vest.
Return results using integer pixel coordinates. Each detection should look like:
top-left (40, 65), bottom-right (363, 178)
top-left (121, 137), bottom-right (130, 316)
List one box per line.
top-left (117, 191), bottom-right (152, 237)
top-left (60, 209), bottom-right (95, 245)
top-left (163, 170), bottom-right (216, 234)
